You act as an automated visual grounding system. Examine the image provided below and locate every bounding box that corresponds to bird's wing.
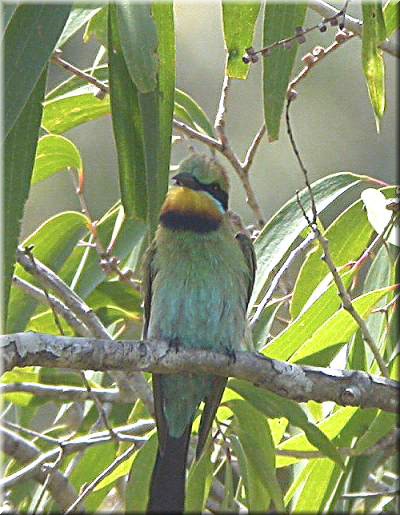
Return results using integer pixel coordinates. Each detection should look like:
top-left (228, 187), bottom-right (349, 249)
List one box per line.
top-left (196, 233), bottom-right (256, 459)
top-left (141, 241), bottom-right (168, 453)
top-left (235, 232), bottom-right (256, 308)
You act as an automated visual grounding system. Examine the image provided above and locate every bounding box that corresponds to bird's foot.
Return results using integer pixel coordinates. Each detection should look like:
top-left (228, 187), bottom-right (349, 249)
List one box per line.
top-left (168, 337), bottom-right (181, 353)
top-left (223, 346), bottom-right (236, 365)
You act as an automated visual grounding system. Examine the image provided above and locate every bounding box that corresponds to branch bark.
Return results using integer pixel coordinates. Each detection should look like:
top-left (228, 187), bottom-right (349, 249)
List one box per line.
top-left (2, 333), bottom-right (398, 413)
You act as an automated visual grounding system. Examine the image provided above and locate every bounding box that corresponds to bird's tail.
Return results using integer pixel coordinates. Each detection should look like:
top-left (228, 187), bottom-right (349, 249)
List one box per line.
top-left (147, 427), bottom-right (191, 514)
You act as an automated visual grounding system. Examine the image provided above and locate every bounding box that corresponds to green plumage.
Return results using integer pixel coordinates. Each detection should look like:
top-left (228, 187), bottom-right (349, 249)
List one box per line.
top-left (143, 154), bottom-right (255, 512)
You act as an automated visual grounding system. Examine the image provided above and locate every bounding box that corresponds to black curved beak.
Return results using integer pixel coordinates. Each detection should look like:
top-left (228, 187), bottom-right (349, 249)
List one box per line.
top-left (172, 172), bottom-right (200, 190)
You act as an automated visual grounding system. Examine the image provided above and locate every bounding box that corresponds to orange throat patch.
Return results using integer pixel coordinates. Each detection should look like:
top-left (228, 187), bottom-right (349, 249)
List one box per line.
top-left (160, 187), bottom-right (223, 233)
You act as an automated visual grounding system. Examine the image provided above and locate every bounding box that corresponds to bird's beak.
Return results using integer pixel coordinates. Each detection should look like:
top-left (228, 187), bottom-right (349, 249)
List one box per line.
top-left (172, 172), bottom-right (199, 190)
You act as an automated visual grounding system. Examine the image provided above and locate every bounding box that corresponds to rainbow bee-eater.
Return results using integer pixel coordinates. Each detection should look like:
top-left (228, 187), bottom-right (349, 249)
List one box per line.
top-left (142, 154), bottom-right (256, 513)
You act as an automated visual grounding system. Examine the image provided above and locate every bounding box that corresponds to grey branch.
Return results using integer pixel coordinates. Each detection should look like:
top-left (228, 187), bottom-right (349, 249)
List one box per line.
top-left (0, 382), bottom-right (123, 403)
top-left (15, 247), bottom-right (154, 411)
top-left (2, 333), bottom-right (398, 413)
top-left (308, 0), bottom-right (400, 58)
top-left (1, 427), bottom-right (78, 510)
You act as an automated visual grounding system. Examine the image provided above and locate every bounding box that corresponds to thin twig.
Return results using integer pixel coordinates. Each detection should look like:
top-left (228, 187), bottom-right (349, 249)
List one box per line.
top-left (285, 97), bottom-right (390, 378)
top-left (69, 170), bottom-right (140, 291)
top-left (288, 30), bottom-right (355, 97)
top-left (243, 125), bottom-right (266, 174)
top-left (12, 275), bottom-right (92, 337)
top-left (0, 383), bottom-right (122, 403)
top-left (64, 443), bottom-right (138, 513)
top-left (250, 232), bottom-right (315, 329)
top-left (308, 0), bottom-right (400, 58)
top-left (15, 247), bottom-right (153, 410)
top-left (341, 489), bottom-right (399, 499)
top-left (51, 50), bottom-right (109, 96)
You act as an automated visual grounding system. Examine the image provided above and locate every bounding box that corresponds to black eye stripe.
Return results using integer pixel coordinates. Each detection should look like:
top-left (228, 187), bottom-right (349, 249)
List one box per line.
top-left (203, 183), bottom-right (228, 211)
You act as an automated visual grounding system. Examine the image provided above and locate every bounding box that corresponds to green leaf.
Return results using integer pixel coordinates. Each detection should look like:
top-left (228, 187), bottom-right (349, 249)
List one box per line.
top-left (125, 433), bottom-right (158, 512)
top-left (108, 5), bottom-right (147, 221)
top-left (229, 399), bottom-right (284, 511)
top-left (222, 2), bottom-right (261, 80)
top-left (3, 69), bottom-right (47, 330)
top-left (174, 89), bottom-right (214, 138)
top-left (251, 297), bottom-right (283, 349)
top-left (264, 269), bottom-right (355, 361)
top-left (362, 3), bottom-right (387, 131)
top-left (152, 3), bottom-right (176, 209)
top-left (70, 442), bottom-right (116, 512)
top-left (263, 3), bottom-right (307, 141)
top-left (291, 458), bottom-right (337, 512)
top-left (361, 187), bottom-right (399, 246)
top-left (1, 367), bottom-right (40, 406)
top-left (31, 135), bottom-right (83, 186)
top-left (251, 173), bottom-right (366, 308)
top-left (291, 196), bottom-right (374, 318)
top-left (46, 65), bottom-right (109, 100)
top-left (229, 380), bottom-right (344, 468)
top-left (383, 0), bottom-right (400, 38)
top-left (353, 410), bottom-right (396, 454)
top-left (291, 285), bottom-right (398, 364)
top-left (42, 85), bottom-right (110, 134)
top-left (58, 6), bottom-right (101, 47)
top-left (94, 447), bottom-right (137, 491)
top-left (116, 1), bottom-right (158, 93)
top-left (58, 205), bottom-right (146, 301)
top-left (185, 444), bottom-right (214, 512)
top-left (6, 212), bottom-right (88, 333)
top-left (4, 4), bottom-right (71, 137)
top-left (83, 5), bottom-right (108, 46)
top-left (86, 281), bottom-right (142, 317)
top-left (276, 407), bottom-right (357, 468)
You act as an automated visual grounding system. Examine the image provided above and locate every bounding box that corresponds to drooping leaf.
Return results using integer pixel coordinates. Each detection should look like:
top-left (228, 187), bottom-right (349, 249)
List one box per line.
top-left (58, 205), bottom-right (146, 301)
top-left (291, 196), bottom-right (374, 318)
top-left (174, 89), bottom-right (214, 138)
top-left (83, 5), bottom-right (108, 46)
top-left (6, 212), bottom-right (88, 333)
top-left (116, 1), bottom-right (158, 93)
top-left (276, 406), bottom-right (357, 468)
top-left (264, 269), bottom-right (354, 360)
top-left (263, 3), bottom-right (307, 140)
top-left (362, 3), bottom-right (387, 131)
top-left (151, 3), bottom-right (176, 209)
top-left (229, 399), bottom-right (284, 511)
top-left (125, 433), bottom-right (158, 512)
top-left (4, 3), bottom-right (71, 137)
top-left (229, 380), bottom-right (344, 467)
top-left (108, 5), bottom-right (147, 221)
top-left (185, 444), bottom-right (214, 512)
top-left (222, 2), bottom-right (261, 80)
top-left (291, 285), bottom-right (399, 364)
top-left (251, 172), bottom-right (367, 307)
top-left (383, 0), bottom-right (400, 38)
top-left (58, 6), bottom-right (101, 47)
top-left (69, 441), bottom-right (116, 512)
top-left (31, 134), bottom-right (83, 186)
top-left (42, 85), bottom-right (110, 134)
top-left (3, 69), bottom-right (47, 330)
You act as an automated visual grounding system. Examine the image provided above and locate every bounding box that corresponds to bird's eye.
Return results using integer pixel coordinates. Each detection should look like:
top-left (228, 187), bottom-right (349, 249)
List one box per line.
top-left (212, 183), bottom-right (220, 191)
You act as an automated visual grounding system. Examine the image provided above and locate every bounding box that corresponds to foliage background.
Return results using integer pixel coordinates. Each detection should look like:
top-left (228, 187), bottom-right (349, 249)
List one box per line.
top-left (22, 1), bottom-right (397, 238)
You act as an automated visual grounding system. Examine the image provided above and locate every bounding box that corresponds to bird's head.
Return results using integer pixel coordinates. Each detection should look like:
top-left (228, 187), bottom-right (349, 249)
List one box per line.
top-left (160, 155), bottom-right (229, 233)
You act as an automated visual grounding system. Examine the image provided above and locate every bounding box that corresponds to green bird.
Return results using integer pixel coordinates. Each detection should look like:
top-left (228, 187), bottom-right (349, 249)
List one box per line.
top-left (142, 154), bottom-right (256, 513)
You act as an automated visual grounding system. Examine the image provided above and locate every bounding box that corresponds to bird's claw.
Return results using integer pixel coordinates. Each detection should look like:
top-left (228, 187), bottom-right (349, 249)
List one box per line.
top-left (223, 346), bottom-right (236, 365)
top-left (168, 337), bottom-right (181, 353)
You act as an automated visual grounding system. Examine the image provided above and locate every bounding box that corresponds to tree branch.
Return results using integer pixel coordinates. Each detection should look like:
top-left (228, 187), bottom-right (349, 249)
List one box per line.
top-left (2, 333), bottom-right (398, 413)
top-left (308, 0), bottom-right (400, 58)
top-left (1, 427), bottom-right (78, 510)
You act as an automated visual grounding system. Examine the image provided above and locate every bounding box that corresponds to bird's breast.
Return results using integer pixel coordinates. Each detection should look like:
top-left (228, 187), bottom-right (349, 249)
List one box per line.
top-left (160, 187), bottom-right (223, 233)
top-left (148, 227), bottom-right (249, 352)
